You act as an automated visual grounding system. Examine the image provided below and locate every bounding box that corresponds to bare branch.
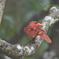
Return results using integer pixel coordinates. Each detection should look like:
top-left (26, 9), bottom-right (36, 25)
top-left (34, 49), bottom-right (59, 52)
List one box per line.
top-left (0, 7), bottom-right (59, 59)
top-left (0, 0), bottom-right (6, 23)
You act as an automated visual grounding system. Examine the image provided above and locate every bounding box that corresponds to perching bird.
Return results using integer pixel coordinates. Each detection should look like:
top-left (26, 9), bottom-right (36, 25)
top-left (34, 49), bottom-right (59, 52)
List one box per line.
top-left (24, 21), bottom-right (52, 43)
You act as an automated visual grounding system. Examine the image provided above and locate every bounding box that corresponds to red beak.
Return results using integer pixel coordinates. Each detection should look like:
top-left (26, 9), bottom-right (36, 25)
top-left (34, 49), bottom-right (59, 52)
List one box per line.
top-left (36, 23), bottom-right (44, 26)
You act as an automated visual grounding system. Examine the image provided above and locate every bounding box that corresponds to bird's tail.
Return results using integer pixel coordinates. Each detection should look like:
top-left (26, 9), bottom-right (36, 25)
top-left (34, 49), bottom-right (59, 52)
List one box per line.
top-left (40, 33), bottom-right (52, 43)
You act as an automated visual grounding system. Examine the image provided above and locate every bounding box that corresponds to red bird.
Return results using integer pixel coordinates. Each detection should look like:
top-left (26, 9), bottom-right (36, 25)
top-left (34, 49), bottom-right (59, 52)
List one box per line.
top-left (24, 21), bottom-right (52, 43)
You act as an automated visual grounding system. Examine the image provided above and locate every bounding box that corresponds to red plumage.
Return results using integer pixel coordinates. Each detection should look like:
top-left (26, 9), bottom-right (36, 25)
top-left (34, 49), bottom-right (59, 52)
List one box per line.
top-left (24, 21), bottom-right (52, 43)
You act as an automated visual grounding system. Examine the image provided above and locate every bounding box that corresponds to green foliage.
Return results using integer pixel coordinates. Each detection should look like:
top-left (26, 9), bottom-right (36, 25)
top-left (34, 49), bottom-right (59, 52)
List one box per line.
top-left (0, 0), bottom-right (51, 38)
top-left (0, 15), bottom-right (17, 38)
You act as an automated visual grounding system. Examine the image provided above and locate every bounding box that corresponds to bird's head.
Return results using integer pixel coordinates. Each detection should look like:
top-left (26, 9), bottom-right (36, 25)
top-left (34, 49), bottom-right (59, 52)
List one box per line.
top-left (28, 21), bottom-right (44, 27)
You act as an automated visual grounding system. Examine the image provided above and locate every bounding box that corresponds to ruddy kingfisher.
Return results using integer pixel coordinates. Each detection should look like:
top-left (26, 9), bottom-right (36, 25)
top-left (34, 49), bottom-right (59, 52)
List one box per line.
top-left (24, 21), bottom-right (52, 43)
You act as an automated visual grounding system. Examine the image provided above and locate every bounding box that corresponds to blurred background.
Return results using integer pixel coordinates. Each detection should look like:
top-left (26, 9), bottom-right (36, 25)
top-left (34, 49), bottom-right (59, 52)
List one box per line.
top-left (0, 0), bottom-right (59, 59)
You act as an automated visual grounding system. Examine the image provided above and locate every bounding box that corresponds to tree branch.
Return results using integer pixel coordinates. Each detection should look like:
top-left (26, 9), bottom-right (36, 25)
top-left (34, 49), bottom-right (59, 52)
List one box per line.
top-left (0, 0), bottom-right (6, 23)
top-left (0, 7), bottom-right (59, 59)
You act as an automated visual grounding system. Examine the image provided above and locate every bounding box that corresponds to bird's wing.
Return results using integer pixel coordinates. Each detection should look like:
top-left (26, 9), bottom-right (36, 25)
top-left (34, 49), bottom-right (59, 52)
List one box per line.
top-left (40, 33), bottom-right (52, 43)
